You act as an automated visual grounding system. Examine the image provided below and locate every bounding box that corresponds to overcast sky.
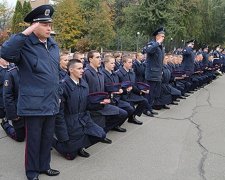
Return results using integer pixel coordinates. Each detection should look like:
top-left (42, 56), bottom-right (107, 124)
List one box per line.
top-left (0, 0), bottom-right (53, 7)
top-left (0, 0), bottom-right (16, 7)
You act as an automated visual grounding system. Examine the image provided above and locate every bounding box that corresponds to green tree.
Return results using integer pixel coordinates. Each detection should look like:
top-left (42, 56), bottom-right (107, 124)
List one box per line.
top-left (22, 1), bottom-right (32, 18)
top-left (53, 0), bottom-right (86, 49)
top-left (11, 1), bottom-right (23, 33)
top-left (0, 1), bottom-right (13, 31)
top-left (73, 0), bottom-right (116, 50)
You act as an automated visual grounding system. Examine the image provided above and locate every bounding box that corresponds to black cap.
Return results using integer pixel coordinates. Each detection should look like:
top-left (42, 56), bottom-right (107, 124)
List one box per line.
top-left (137, 82), bottom-right (150, 91)
top-left (121, 81), bottom-right (133, 88)
top-left (105, 83), bottom-right (121, 93)
top-left (152, 27), bottom-right (165, 36)
top-left (24, 5), bottom-right (54, 23)
top-left (186, 39), bottom-right (195, 44)
top-left (88, 92), bottom-right (109, 104)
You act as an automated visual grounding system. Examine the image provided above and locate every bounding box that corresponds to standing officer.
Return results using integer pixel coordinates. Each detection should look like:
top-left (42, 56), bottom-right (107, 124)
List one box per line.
top-left (1, 5), bottom-right (60, 180)
top-left (181, 40), bottom-right (195, 75)
top-left (142, 27), bottom-right (165, 111)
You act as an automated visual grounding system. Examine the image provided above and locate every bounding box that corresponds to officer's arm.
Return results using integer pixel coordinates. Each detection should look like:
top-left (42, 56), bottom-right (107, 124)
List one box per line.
top-left (143, 41), bottom-right (160, 54)
top-left (3, 72), bottom-right (17, 120)
top-left (1, 23), bottom-right (40, 63)
top-left (182, 48), bottom-right (192, 55)
top-left (55, 92), bottom-right (69, 142)
top-left (1, 33), bottom-right (28, 63)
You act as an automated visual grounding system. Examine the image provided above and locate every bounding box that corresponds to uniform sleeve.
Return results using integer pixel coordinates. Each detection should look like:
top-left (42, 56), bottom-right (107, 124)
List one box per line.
top-left (143, 41), bottom-right (160, 54)
top-left (1, 33), bottom-right (28, 63)
top-left (3, 72), bottom-right (17, 120)
top-left (182, 48), bottom-right (192, 55)
top-left (54, 89), bottom-right (69, 142)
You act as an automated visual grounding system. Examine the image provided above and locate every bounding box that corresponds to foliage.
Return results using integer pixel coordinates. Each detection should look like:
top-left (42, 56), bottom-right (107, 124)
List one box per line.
top-left (0, 1), bottom-right (13, 32)
top-left (7, 0), bottom-right (225, 50)
top-left (53, 0), bottom-right (86, 49)
top-left (11, 1), bottom-right (32, 34)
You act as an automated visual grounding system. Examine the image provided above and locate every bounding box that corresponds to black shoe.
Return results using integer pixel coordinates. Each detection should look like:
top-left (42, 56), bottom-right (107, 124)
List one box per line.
top-left (27, 176), bottom-right (39, 180)
top-left (112, 126), bottom-right (127, 132)
top-left (78, 148), bottom-right (90, 158)
top-left (143, 110), bottom-right (154, 117)
top-left (128, 117), bottom-right (143, 125)
top-left (0, 120), bottom-right (9, 130)
top-left (179, 96), bottom-right (186, 99)
top-left (171, 102), bottom-right (178, 105)
top-left (183, 94), bottom-right (189, 97)
top-left (163, 105), bottom-right (170, 109)
top-left (174, 99), bottom-right (180, 102)
top-left (101, 137), bottom-right (112, 144)
top-left (40, 169), bottom-right (60, 176)
top-left (151, 110), bottom-right (158, 115)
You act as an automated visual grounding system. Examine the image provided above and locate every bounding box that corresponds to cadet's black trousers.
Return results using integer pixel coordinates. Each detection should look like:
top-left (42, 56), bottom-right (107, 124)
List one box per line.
top-left (147, 81), bottom-right (161, 107)
top-left (24, 116), bottom-right (55, 179)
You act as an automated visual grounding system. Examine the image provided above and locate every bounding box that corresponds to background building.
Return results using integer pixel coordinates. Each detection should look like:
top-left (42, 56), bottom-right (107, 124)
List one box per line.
top-left (19, 0), bottom-right (50, 9)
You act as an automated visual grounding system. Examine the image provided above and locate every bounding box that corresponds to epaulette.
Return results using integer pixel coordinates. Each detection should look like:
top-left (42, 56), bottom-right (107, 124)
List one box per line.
top-left (7, 66), bottom-right (18, 72)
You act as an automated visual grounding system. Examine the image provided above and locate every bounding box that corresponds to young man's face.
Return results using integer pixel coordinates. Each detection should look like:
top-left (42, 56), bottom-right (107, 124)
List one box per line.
top-left (74, 53), bottom-right (85, 63)
top-left (105, 58), bottom-right (115, 71)
top-left (60, 55), bottom-right (69, 70)
top-left (33, 22), bottom-right (52, 39)
top-left (70, 62), bottom-right (84, 79)
top-left (123, 58), bottom-right (133, 70)
top-left (136, 53), bottom-right (143, 61)
top-left (90, 52), bottom-right (101, 68)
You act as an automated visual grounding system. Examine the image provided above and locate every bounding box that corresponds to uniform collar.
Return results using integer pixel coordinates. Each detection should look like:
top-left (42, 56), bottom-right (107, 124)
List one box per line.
top-left (29, 33), bottom-right (56, 47)
top-left (65, 77), bottom-right (88, 91)
top-left (119, 66), bottom-right (130, 76)
top-left (86, 64), bottom-right (103, 75)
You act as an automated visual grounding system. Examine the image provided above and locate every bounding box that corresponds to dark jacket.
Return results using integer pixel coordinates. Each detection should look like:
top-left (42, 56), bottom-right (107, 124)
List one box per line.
top-left (55, 77), bottom-right (105, 144)
top-left (143, 40), bottom-right (164, 81)
top-left (1, 33), bottom-right (60, 116)
top-left (133, 60), bottom-right (146, 82)
top-left (116, 66), bottom-right (146, 102)
top-left (83, 64), bottom-right (119, 116)
top-left (3, 66), bottom-right (19, 120)
top-left (181, 46), bottom-right (195, 74)
top-left (59, 68), bottom-right (69, 82)
top-left (0, 66), bottom-right (8, 109)
top-left (102, 68), bottom-right (132, 108)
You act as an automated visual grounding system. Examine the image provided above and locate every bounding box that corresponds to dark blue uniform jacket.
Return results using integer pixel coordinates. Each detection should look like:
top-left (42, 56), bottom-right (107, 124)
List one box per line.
top-left (3, 66), bottom-right (19, 120)
top-left (143, 40), bottom-right (164, 81)
top-left (181, 47), bottom-right (195, 74)
top-left (55, 77), bottom-right (105, 143)
top-left (1, 33), bottom-right (60, 116)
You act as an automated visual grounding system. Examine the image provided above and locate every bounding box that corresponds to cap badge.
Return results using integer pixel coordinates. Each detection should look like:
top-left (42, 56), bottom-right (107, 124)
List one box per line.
top-left (45, 9), bottom-right (50, 16)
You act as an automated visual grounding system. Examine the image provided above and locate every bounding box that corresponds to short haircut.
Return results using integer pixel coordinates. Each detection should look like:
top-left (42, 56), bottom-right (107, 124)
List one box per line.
top-left (103, 55), bottom-right (115, 64)
top-left (73, 51), bottom-right (83, 59)
top-left (122, 55), bottom-right (132, 63)
top-left (113, 52), bottom-right (121, 58)
top-left (67, 59), bottom-right (82, 70)
top-left (60, 50), bottom-right (69, 57)
top-left (87, 50), bottom-right (99, 61)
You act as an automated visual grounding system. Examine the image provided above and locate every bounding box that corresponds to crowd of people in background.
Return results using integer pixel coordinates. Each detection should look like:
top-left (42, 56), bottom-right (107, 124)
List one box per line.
top-left (1, 38), bottom-right (224, 154)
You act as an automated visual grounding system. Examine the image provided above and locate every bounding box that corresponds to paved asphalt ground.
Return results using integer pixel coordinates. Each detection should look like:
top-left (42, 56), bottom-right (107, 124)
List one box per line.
top-left (1, 75), bottom-right (225, 180)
